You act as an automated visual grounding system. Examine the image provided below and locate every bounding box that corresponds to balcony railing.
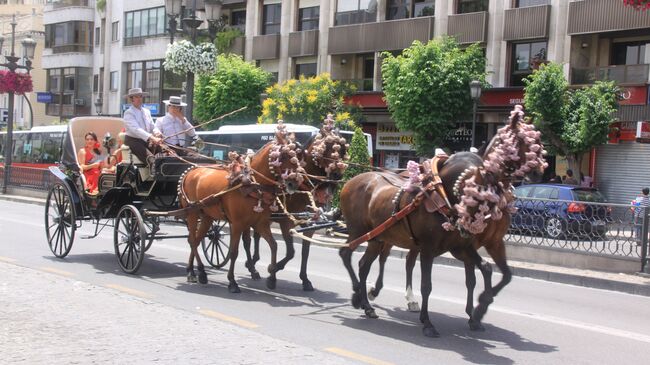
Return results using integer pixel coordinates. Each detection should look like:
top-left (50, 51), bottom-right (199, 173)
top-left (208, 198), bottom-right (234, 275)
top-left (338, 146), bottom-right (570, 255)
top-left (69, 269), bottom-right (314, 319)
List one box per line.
top-left (571, 64), bottom-right (650, 85)
top-left (45, 0), bottom-right (90, 9)
top-left (252, 34), bottom-right (280, 60)
top-left (288, 30), bottom-right (319, 57)
top-left (447, 11), bottom-right (488, 44)
top-left (503, 5), bottom-right (551, 41)
top-left (49, 44), bottom-right (93, 54)
top-left (336, 79), bottom-right (374, 92)
top-left (568, 0), bottom-right (650, 34)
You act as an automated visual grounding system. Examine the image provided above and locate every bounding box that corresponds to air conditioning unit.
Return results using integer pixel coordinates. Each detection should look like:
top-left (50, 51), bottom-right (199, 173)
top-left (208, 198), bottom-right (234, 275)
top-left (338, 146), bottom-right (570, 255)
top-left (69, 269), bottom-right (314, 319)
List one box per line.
top-left (74, 98), bottom-right (85, 106)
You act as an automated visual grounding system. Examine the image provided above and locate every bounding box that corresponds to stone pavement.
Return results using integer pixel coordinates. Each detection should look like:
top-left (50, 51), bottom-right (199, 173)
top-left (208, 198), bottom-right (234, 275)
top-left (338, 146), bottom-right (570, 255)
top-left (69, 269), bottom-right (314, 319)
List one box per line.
top-left (2, 193), bottom-right (650, 297)
top-left (0, 261), bottom-right (353, 365)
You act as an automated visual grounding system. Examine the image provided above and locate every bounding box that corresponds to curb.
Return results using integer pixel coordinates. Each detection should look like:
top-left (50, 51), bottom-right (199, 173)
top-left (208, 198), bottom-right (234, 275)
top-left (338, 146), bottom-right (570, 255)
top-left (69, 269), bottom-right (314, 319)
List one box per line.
top-left (3, 193), bottom-right (649, 297)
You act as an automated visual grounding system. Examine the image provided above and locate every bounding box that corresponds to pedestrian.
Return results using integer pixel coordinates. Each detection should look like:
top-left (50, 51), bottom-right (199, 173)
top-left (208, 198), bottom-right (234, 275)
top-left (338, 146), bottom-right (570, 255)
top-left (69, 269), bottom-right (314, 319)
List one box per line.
top-left (563, 169), bottom-right (578, 185)
top-left (580, 172), bottom-right (593, 187)
top-left (122, 87), bottom-right (162, 166)
top-left (548, 172), bottom-right (560, 183)
top-left (632, 187), bottom-right (650, 242)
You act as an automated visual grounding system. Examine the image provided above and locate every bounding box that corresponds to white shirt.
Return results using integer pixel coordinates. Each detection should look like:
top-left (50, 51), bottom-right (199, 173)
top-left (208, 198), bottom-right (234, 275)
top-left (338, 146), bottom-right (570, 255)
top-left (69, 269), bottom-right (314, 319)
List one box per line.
top-left (123, 105), bottom-right (159, 142)
top-left (155, 113), bottom-right (196, 146)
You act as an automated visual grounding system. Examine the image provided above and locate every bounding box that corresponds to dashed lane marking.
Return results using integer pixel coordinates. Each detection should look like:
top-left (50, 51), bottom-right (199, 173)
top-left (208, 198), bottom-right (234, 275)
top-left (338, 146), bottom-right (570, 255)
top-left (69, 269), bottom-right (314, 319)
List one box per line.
top-left (199, 309), bottom-right (259, 329)
top-left (0, 256), bottom-right (17, 263)
top-left (105, 284), bottom-right (154, 299)
top-left (324, 347), bottom-right (394, 365)
top-left (39, 267), bottom-right (75, 277)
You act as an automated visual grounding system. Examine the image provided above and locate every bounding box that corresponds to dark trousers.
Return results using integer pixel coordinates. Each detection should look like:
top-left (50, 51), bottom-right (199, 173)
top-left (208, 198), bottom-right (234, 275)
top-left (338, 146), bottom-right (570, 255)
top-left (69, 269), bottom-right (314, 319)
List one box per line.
top-left (124, 135), bottom-right (161, 164)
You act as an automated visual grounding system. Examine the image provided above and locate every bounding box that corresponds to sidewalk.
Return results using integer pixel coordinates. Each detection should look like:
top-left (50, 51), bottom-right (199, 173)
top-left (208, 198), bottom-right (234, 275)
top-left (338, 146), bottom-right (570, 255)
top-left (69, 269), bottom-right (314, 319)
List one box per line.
top-left (3, 193), bottom-right (650, 297)
top-left (0, 261), bottom-right (351, 364)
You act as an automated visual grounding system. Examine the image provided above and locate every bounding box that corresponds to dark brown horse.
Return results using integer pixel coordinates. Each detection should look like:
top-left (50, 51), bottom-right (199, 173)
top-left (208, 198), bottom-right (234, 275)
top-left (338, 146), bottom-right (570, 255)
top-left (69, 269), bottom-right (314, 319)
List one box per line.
top-left (338, 106), bottom-right (546, 337)
top-left (241, 118), bottom-right (348, 290)
top-left (178, 127), bottom-right (305, 293)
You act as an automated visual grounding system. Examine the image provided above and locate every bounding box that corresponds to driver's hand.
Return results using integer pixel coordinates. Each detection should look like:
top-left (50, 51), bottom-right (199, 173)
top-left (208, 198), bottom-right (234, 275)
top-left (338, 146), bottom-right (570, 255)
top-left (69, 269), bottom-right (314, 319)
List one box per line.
top-left (149, 136), bottom-right (162, 145)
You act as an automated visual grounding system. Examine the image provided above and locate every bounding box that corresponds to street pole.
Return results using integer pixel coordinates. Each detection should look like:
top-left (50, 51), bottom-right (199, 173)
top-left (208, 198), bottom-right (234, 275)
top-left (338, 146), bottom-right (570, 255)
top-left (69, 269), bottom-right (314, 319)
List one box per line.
top-left (3, 92), bottom-right (14, 194)
top-left (471, 99), bottom-right (477, 149)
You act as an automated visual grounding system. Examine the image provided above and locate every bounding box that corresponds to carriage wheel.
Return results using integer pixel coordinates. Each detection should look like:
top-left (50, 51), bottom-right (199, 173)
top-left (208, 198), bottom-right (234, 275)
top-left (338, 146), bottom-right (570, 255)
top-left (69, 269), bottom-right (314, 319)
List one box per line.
top-left (201, 220), bottom-right (231, 269)
top-left (114, 205), bottom-right (146, 274)
top-left (44, 184), bottom-right (76, 258)
top-left (143, 216), bottom-right (160, 252)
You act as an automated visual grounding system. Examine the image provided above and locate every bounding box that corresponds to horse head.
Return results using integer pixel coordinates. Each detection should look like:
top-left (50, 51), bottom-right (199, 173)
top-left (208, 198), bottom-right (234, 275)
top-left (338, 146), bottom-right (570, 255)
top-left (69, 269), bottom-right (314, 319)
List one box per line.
top-left (306, 114), bottom-right (349, 181)
top-left (263, 120), bottom-right (306, 194)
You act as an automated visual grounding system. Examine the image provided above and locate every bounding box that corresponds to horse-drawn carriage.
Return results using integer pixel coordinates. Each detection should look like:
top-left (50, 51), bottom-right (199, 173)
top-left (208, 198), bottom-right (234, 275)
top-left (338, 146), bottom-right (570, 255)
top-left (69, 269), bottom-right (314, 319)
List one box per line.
top-left (44, 117), bottom-right (229, 274)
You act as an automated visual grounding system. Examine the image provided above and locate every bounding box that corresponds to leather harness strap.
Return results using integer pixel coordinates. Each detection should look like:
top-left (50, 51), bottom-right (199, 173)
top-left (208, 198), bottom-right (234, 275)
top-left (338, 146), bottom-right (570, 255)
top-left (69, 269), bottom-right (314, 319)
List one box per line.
top-left (346, 201), bottom-right (418, 251)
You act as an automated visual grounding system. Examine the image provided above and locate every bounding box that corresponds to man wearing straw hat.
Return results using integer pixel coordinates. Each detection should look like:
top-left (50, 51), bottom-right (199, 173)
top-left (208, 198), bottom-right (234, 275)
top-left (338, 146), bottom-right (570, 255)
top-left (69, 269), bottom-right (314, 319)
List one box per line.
top-left (122, 87), bottom-right (162, 166)
top-left (155, 96), bottom-right (198, 156)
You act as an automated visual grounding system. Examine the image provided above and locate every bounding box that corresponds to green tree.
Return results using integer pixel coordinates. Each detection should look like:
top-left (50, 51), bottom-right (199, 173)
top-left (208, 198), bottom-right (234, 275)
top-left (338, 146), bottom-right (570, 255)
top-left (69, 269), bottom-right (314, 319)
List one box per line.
top-left (381, 37), bottom-right (487, 155)
top-left (194, 54), bottom-right (271, 128)
top-left (259, 73), bottom-right (358, 128)
top-left (333, 127), bottom-right (372, 207)
top-left (524, 62), bottom-right (620, 173)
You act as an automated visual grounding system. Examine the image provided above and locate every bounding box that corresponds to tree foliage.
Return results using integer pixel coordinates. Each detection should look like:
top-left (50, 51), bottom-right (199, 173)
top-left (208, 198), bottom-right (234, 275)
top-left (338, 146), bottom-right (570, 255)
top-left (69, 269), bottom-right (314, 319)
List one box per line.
top-left (333, 127), bottom-right (372, 207)
top-left (259, 73), bottom-right (359, 128)
top-left (381, 37), bottom-right (487, 155)
top-left (523, 62), bottom-right (620, 171)
top-left (194, 54), bottom-right (271, 128)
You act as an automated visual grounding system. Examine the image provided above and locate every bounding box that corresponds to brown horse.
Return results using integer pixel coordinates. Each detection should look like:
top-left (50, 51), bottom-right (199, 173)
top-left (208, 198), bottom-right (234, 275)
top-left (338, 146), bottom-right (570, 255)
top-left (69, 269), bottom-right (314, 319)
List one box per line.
top-left (241, 117), bottom-right (349, 290)
top-left (178, 128), bottom-right (305, 293)
top-left (338, 106), bottom-right (546, 337)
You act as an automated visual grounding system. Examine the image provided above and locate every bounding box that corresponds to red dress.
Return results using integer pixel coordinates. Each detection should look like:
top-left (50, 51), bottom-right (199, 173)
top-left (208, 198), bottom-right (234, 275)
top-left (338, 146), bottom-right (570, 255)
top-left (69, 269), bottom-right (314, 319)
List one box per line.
top-left (83, 148), bottom-right (100, 193)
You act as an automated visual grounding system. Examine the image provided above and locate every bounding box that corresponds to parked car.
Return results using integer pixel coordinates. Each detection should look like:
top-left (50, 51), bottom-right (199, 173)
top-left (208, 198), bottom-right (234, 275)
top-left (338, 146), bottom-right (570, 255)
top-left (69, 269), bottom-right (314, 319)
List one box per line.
top-left (511, 183), bottom-right (610, 239)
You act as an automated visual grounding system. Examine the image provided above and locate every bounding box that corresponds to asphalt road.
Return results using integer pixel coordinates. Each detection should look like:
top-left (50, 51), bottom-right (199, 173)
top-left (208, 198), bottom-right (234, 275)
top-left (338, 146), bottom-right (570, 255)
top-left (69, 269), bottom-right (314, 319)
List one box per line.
top-left (2, 200), bottom-right (650, 365)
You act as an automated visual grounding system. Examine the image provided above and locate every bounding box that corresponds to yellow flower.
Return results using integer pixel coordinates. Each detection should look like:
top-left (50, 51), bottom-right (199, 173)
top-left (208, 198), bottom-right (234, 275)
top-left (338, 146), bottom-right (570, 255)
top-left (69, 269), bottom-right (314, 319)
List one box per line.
top-left (262, 98), bottom-right (275, 108)
top-left (265, 86), bottom-right (274, 94)
top-left (307, 95), bottom-right (317, 103)
top-left (278, 103), bottom-right (288, 113)
top-left (286, 79), bottom-right (297, 86)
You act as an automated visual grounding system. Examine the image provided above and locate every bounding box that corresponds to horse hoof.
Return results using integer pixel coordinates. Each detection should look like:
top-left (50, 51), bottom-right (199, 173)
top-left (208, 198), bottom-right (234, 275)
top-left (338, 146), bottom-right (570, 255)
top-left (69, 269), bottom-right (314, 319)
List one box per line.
top-left (365, 308), bottom-right (378, 319)
top-left (187, 274), bottom-right (197, 283)
top-left (351, 292), bottom-right (362, 309)
top-left (468, 319), bottom-right (486, 332)
top-left (266, 277), bottom-right (276, 290)
top-left (198, 272), bottom-right (208, 285)
top-left (423, 326), bottom-right (440, 338)
top-left (228, 283), bottom-right (241, 293)
top-left (367, 287), bottom-right (376, 301)
top-left (407, 302), bottom-right (421, 312)
top-left (302, 280), bottom-right (314, 292)
top-left (251, 272), bottom-right (261, 280)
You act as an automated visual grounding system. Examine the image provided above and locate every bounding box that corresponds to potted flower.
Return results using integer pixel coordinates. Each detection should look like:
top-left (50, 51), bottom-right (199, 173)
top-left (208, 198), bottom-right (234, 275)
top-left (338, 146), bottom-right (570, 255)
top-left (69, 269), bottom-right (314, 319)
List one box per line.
top-left (163, 40), bottom-right (217, 75)
top-left (0, 70), bottom-right (33, 95)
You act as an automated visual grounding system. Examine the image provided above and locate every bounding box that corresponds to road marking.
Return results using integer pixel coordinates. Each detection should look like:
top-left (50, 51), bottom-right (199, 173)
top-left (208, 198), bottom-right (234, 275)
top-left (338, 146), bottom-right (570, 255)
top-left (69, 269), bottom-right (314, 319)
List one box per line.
top-left (0, 256), bottom-right (17, 263)
top-left (324, 347), bottom-right (394, 365)
top-left (105, 284), bottom-right (154, 299)
top-left (39, 267), bottom-right (75, 277)
top-left (199, 309), bottom-right (259, 329)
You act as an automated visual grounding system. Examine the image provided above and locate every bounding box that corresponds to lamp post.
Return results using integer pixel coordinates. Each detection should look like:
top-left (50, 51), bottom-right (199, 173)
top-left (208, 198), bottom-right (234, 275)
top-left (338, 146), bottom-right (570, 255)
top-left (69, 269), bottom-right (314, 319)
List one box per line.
top-left (0, 14), bottom-right (37, 194)
top-left (165, 0), bottom-right (224, 123)
top-left (469, 80), bottom-right (482, 149)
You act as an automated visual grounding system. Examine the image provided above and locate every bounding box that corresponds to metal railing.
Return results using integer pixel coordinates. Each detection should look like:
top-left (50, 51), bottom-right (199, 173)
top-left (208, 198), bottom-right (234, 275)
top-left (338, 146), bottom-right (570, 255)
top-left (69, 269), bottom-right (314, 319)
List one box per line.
top-left (505, 197), bottom-right (649, 272)
top-left (571, 64), bottom-right (649, 85)
top-left (0, 166), bottom-right (58, 191)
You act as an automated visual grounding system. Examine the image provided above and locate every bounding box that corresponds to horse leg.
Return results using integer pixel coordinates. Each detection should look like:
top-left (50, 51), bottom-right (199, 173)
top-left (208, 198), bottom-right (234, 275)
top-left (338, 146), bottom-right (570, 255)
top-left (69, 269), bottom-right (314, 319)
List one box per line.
top-left (255, 223), bottom-right (279, 290)
top-left (463, 247), bottom-right (494, 331)
top-left (242, 228), bottom-right (261, 280)
top-left (419, 248), bottom-right (439, 338)
top-left (339, 246), bottom-right (360, 294)
top-left (252, 230), bottom-right (261, 265)
top-left (368, 243), bottom-right (390, 301)
top-left (404, 249), bottom-right (420, 312)
top-left (356, 240), bottom-right (381, 319)
top-left (486, 242), bottom-right (512, 297)
top-left (192, 216), bottom-right (214, 285)
top-left (184, 213), bottom-right (199, 283)
top-left (275, 219), bottom-right (295, 271)
top-left (299, 232), bottom-right (314, 291)
top-left (226, 225), bottom-right (243, 293)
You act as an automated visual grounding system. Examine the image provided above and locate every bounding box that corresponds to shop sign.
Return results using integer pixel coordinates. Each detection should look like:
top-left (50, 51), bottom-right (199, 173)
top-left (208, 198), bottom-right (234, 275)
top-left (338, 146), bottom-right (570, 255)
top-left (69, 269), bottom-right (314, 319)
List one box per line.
top-left (618, 86), bottom-right (647, 106)
top-left (36, 92), bottom-right (53, 103)
top-left (376, 124), bottom-right (415, 151)
top-left (480, 89), bottom-right (525, 107)
top-left (608, 121), bottom-right (638, 143)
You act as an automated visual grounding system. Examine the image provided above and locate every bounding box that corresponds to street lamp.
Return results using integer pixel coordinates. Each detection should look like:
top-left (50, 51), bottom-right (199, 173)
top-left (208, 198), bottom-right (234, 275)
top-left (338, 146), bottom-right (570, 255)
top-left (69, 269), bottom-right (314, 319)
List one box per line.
top-left (165, 0), bottom-right (224, 123)
top-left (469, 80), bottom-right (482, 149)
top-left (1, 14), bottom-right (37, 194)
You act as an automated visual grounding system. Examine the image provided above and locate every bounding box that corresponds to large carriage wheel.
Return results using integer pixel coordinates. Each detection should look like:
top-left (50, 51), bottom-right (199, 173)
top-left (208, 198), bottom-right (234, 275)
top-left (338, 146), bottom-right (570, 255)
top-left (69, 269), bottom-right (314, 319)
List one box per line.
top-left (143, 216), bottom-right (160, 252)
top-left (45, 183), bottom-right (76, 258)
top-left (201, 220), bottom-right (231, 269)
top-left (114, 205), bottom-right (146, 274)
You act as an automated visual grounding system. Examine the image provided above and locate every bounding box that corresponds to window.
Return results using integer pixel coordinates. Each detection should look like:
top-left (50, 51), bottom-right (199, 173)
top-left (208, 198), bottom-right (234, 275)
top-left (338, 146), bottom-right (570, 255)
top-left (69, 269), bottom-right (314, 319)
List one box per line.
top-left (457, 0), bottom-right (488, 14)
top-left (510, 41), bottom-right (547, 86)
top-left (231, 10), bottom-right (246, 32)
top-left (262, 3), bottom-right (281, 35)
top-left (45, 67), bottom-right (92, 117)
top-left (516, 0), bottom-right (549, 7)
top-left (110, 71), bottom-right (118, 91)
top-left (93, 74), bottom-right (99, 93)
top-left (335, 0), bottom-right (377, 26)
top-left (387, 0), bottom-right (435, 20)
top-left (126, 60), bottom-right (179, 116)
top-left (531, 186), bottom-right (555, 199)
top-left (44, 21), bottom-right (94, 53)
top-left (112, 21), bottom-right (119, 41)
top-left (362, 54), bottom-right (375, 91)
top-left (95, 26), bottom-right (100, 45)
top-left (612, 42), bottom-right (647, 65)
top-left (124, 7), bottom-right (166, 46)
top-left (298, 6), bottom-right (319, 31)
top-left (296, 63), bottom-right (317, 78)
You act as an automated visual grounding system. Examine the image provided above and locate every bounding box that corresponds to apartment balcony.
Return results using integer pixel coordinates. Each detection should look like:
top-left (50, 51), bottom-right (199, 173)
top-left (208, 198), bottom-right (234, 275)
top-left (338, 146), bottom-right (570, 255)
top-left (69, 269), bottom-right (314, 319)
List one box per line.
top-left (45, 0), bottom-right (90, 10)
top-left (288, 30), bottom-right (319, 57)
top-left (448, 11), bottom-right (488, 44)
top-left (227, 36), bottom-right (245, 57)
top-left (568, 0), bottom-right (650, 34)
top-left (571, 64), bottom-right (650, 85)
top-left (336, 79), bottom-right (374, 92)
top-left (252, 34), bottom-right (280, 60)
top-left (328, 16), bottom-right (434, 55)
top-left (44, 1), bottom-right (94, 24)
top-left (503, 5), bottom-right (551, 41)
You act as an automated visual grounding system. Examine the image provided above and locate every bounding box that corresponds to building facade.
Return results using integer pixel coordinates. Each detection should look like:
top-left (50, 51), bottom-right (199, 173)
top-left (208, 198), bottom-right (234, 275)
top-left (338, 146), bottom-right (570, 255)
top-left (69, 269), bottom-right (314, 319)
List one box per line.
top-left (39, 0), bottom-right (650, 202)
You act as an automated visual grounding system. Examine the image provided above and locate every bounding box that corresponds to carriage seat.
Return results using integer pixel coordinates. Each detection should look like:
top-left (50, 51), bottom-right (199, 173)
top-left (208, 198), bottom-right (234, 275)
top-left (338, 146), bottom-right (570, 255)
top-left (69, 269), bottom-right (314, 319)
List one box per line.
top-left (119, 144), bottom-right (154, 181)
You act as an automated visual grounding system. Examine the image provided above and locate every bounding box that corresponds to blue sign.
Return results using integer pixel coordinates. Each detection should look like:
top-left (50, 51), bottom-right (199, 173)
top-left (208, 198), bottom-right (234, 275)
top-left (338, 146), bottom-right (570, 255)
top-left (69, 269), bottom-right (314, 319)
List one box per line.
top-left (121, 103), bottom-right (160, 116)
top-left (36, 92), bottom-right (53, 103)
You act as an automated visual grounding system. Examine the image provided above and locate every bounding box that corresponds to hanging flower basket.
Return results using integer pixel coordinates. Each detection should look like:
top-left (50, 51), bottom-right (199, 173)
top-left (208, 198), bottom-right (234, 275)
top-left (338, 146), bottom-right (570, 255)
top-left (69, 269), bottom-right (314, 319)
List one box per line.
top-left (0, 70), bottom-right (33, 95)
top-left (163, 40), bottom-right (217, 75)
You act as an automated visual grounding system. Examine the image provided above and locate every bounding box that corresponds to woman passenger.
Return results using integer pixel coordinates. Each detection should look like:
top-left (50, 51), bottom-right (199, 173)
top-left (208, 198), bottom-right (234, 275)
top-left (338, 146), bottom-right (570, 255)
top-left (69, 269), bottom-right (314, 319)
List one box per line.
top-left (78, 132), bottom-right (102, 194)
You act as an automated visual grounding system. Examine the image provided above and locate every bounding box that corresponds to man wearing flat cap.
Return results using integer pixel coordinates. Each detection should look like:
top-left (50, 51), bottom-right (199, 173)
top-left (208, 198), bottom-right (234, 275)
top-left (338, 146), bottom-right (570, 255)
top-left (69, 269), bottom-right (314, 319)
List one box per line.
top-left (155, 96), bottom-right (198, 155)
top-left (123, 87), bottom-right (162, 165)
